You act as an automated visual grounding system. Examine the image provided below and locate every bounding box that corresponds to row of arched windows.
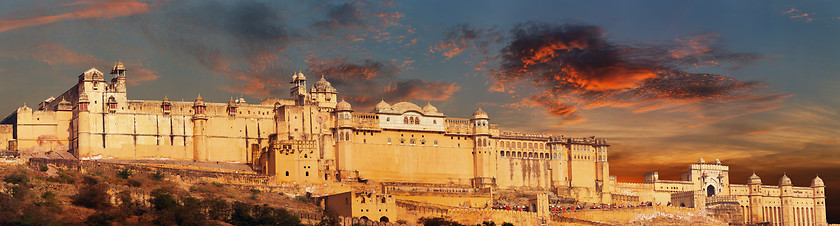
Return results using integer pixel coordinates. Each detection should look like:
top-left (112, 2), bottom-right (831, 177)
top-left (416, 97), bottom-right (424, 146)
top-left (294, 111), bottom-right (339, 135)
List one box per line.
top-left (500, 151), bottom-right (553, 159)
top-left (741, 205), bottom-right (816, 225)
top-left (404, 116), bottom-right (420, 124)
top-left (338, 131), bottom-right (351, 141)
top-left (500, 141), bottom-right (546, 150)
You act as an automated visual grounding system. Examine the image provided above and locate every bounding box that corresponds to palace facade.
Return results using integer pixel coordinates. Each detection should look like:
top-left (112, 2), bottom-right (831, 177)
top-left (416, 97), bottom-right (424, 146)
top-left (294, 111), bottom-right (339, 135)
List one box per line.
top-left (0, 62), bottom-right (827, 224)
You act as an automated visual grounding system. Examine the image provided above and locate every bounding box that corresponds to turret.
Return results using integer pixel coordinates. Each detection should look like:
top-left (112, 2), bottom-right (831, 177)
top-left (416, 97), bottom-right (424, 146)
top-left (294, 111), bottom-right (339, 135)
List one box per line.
top-left (227, 98), bottom-right (238, 116)
top-left (311, 75), bottom-right (338, 108)
top-left (747, 172), bottom-right (763, 224)
top-left (335, 99), bottom-right (354, 176)
top-left (56, 98), bottom-right (72, 111)
top-left (76, 93), bottom-right (91, 158)
top-left (161, 96), bottom-right (171, 115)
top-left (471, 107), bottom-right (494, 188)
top-left (471, 108), bottom-right (489, 135)
top-left (110, 60), bottom-right (126, 93)
top-left (812, 176), bottom-right (827, 225)
top-left (192, 94), bottom-right (208, 161)
top-left (290, 72), bottom-right (308, 106)
top-left (78, 93), bottom-right (90, 112)
top-left (780, 174), bottom-right (794, 225)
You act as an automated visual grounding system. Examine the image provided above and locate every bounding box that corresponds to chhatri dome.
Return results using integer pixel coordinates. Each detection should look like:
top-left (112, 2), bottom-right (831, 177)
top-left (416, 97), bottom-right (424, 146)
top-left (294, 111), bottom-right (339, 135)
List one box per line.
top-left (337, 99), bottom-right (352, 111)
top-left (748, 173), bottom-right (762, 184)
top-left (812, 176), bottom-right (824, 187)
top-left (314, 75), bottom-right (335, 92)
top-left (374, 100), bottom-right (391, 112)
top-left (779, 174), bottom-right (793, 186)
top-left (422, 103), bottom-right (438, 114)
top-left (472, 108), bottom-right (488, 119)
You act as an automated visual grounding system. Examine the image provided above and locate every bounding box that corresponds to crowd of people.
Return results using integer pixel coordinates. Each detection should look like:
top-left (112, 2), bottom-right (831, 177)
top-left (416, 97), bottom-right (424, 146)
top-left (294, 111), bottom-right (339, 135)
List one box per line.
top-left (491, 202), bottom-right (658, 213)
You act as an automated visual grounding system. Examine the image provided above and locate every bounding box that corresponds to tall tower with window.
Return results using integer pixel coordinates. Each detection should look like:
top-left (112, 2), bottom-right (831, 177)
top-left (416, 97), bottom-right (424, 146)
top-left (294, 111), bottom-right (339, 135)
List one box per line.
top-left (471, 108), bottom-right (495, 188)
top-left (192, 94), bottom-right (208, 161)
top-left (780, 175), bottom-right (794, 225)
top-left (290, 72), bottom-right (308, 106)
top-left (747, 173), bottom-right (763, 224)
top-left (812, 176), bottom-right (827, 225)
top-left (110, 60), bottom-right (127, 93)
top-left (335, 100), bottom-right (355, 179)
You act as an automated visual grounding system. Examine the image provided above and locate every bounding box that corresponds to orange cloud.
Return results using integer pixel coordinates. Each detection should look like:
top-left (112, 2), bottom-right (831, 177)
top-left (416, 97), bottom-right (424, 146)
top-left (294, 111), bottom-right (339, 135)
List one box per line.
top-left (29, 43), bottom-right (100, 65)
top-left (0, 0), bottom-right (151, 33)
top-left (783, 8), bottom-right (814, 22)
top-left (126, 67), bottom-right (160, 86)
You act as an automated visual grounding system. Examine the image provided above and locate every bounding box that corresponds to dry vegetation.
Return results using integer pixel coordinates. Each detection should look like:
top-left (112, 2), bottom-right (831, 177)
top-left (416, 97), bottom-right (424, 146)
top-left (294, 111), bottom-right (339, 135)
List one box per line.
top-left (0, 164), bottom-right (334, 226)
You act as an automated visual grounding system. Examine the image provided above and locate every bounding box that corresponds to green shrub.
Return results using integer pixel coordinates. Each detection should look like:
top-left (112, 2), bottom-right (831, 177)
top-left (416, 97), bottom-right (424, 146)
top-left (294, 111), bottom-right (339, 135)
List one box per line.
top-left (117, 168), bottom-right (132, 179)
top-left (150, 189), bottom-right (178, 211)
top-left (4, 173), bottom-right (28, 185)
top-left (40, 191), bottom-right (58, 207)
top-left (86, 212), bottom-right (117, 226)
top-left (60, 173), bottom-right (75, 183)
top-left (150, 171), bottom-right (165, 181)
top-left (204, 196), bottom-right (231, 221)
top-left (39, 166), bottom-right (49, 172)
top-left (71, 181), bottom-right (111, 209)
top-left (212, 182), bottom-right (225, 187)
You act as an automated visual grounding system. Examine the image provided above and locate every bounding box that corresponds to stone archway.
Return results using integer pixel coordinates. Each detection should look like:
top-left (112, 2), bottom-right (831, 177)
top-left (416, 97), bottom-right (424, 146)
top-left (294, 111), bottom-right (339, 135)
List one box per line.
top-left (379, 216), bottom-right (389, 222)
top-left (707, 184), bottom-right (716, 197)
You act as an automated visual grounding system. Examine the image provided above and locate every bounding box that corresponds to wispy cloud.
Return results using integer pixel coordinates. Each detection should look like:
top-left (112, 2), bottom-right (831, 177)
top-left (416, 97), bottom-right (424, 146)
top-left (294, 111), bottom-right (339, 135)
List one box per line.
top-left (0, 0), bottom-right (151, 33)
top-left (783, 7), bottom-right (814, 22)
top-left (307, 58), bottom-right (460, 109)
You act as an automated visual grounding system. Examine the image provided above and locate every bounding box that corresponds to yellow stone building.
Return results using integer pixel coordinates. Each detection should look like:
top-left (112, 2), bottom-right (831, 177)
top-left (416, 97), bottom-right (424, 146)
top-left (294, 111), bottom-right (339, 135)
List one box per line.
top-left (614, 158), bottom-right (827, 225)
top-left (0, 62), bottom-right (827, 225)
top-left (0, 62), bottom-right (612, 203)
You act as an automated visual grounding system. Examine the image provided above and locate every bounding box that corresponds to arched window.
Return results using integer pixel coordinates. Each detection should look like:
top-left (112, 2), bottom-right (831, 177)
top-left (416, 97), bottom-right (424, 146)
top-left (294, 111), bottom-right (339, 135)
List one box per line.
top-left (285, 171), bottom-right (289, 176)
top-left (404, 116), bottom-right (408, 124)
top-left (344, 132), bottom-right (350, 141)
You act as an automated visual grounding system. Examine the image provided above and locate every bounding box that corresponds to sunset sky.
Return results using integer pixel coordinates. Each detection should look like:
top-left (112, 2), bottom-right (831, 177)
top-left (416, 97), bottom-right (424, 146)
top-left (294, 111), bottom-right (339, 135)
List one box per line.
top-left (1, 0), bottom-right (839, 221)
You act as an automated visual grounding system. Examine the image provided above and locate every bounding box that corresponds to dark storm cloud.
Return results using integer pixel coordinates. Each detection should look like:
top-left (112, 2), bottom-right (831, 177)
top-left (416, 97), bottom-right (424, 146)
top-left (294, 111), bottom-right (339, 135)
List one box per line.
top-left (138, 0), bottom-right (410, 98)
top-left (311, 2), bottom-right (366, 28)
top-left (431, 23), bottom-right (503, 60)
top-left (436, 21), bottom-right (782, 122)
top-left (308, 58), bottom-right (460, 109)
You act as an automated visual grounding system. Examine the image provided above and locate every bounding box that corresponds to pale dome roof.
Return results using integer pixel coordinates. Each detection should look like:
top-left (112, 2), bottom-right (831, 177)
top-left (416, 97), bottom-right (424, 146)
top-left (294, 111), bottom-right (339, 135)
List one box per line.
top-left (194, 94), bottom-right (205, 105)
top-left (337, 99), bottom-right (352, 111)
top-left (111, 60), bottom-right (126, 74)
top-left (748, 173), bottom-right (761, 184)
top-left (812, 176), bottom-right (824, 187)
top-left (391, 102), bottom-right (423, 113)
top-left (472, 108), bottom-right (488, 119)
top-left (314, 75), bottom-right (333, 91)
top-left (374, 100), bottom-right (391, 112)
top-left (779, 174), bottom-right (792, 186)
top-left (423, 103), bottom-right (438, 113)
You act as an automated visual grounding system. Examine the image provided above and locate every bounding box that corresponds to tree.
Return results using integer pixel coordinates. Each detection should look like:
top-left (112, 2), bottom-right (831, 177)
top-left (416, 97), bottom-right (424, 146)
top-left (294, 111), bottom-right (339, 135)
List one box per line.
top-left (71, 178), bottom-right (111, 209)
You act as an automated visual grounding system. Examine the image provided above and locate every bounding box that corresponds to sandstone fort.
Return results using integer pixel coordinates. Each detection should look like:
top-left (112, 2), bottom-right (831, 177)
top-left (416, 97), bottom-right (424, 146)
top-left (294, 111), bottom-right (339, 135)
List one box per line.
top-left (0, 61), bottom-right (828, 225)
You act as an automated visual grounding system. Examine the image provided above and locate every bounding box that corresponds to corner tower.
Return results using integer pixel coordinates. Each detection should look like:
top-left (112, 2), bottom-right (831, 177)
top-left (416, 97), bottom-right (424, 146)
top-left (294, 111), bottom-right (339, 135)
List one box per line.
top-left (192, 95), bottom-right (208, 161)
top-left (471, 108), bottom-right (495, 188)
top-left (747, 173), bottom-right (763, 224)
top-left (110, 60), bottom-right (127, 93)
top-left (290, 72), bottom-right (308, 106)
top-left (311, 75), bottom-right (338, 108)
top-left (812, 176), bottom-right (827, 225)
top-left (780, 174), bottom-right (794, 225)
